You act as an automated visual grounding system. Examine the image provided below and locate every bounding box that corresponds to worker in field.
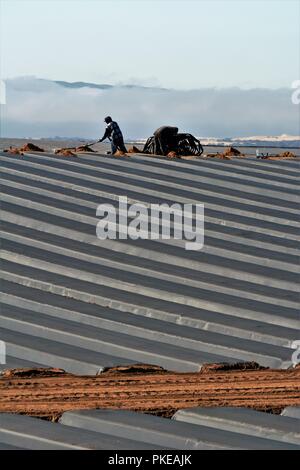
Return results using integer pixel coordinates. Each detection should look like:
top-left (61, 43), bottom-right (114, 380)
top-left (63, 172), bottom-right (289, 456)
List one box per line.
top-left (99, 116), bottom-right (127, 154)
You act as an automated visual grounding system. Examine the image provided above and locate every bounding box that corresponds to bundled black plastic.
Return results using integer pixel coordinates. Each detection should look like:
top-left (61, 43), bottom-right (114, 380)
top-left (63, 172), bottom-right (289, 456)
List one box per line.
top-left (143, 126), bottom-right (203, 156)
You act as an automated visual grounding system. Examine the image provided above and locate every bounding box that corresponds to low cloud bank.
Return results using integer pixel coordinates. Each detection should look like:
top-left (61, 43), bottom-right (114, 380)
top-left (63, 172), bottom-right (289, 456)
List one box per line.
top-left (1, 77), bottom-right (299, 139)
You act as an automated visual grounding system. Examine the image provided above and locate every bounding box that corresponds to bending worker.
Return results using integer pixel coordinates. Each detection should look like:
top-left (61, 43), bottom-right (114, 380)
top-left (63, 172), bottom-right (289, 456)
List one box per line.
top-left (99, 116), bottom-right (127, 154)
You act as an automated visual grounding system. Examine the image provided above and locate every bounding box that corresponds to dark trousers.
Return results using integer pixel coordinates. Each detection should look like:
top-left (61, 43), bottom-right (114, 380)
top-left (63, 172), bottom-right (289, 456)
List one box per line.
top-left (111, 139), bottom-right (127, 154)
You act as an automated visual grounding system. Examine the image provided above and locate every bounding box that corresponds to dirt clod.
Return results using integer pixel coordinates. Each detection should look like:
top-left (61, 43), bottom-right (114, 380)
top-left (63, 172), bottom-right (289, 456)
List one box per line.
top-left (74, 145), bottom-right (95, 153)
top-left (206, 146), bottom-right (244, 160)
top-left (113, 150), bottom-right (127, 157)
top-left (223, 146), bottom-right (242, 156)
top-left (19, 142), bottom-right (45, 152)
top-left (4, 142), bottom-right (45, 154)
top-left (166, 151), bottom-right (180, 159)
top-left (54, 149), bottom-right (76, 157)
top-left (3, 146), bottom-right (24, 155)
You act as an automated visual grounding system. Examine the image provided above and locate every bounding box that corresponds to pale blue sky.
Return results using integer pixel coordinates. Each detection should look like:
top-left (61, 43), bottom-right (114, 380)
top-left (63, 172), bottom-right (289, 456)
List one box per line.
top-left (1, 0), bottom-right (299, 89)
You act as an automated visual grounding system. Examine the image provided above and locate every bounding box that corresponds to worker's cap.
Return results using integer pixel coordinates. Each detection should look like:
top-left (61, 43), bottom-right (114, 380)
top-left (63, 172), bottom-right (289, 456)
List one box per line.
top-left (104, 116), bottom-right (112, 123)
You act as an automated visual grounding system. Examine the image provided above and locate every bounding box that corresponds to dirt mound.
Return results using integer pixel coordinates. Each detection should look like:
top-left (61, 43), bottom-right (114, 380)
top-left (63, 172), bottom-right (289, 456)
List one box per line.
top-left (102, 364), bottom-right (167, 375)
top-left (200, 361), bottom-right (267, 373)
top-left (1, 363), bottom-right (299, 420)
top-left (206, 146), bottom-right (244, 160)
top-left (1, 367), bottom-right (68, 379)
top-left (3, 146), bottom-right (24, 155)
top-left (128, 146), bottom-right (142, 153)
top-left (259, 151), bottom-right (297, 160)
top-left (223, 146), bottom-right (242, 156)
top-left (54, 149), bottom-right (76, 157)
top-left (19, 142), bottom-right (45, 152)
top-left (276, 151), bottom-right (296, 158)
top-left (113, 150), bottom-right (127, 157)
top-left (75, 145), bottom-right (95, 153)
top-left (4, 142), bottom-right (44, 154)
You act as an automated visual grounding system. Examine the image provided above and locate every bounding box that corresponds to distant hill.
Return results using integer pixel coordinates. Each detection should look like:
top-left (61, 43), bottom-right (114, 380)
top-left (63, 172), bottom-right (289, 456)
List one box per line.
top-left (54, 81), bottom-right (113, 90)
top-left (54, 80), bottom-right (166, 91)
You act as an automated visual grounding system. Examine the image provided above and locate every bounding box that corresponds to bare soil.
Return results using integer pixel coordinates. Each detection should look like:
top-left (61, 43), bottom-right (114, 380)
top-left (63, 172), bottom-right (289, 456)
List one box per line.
top-left (1, 363), bottom-right (299, 421)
